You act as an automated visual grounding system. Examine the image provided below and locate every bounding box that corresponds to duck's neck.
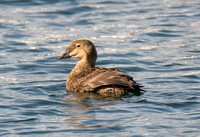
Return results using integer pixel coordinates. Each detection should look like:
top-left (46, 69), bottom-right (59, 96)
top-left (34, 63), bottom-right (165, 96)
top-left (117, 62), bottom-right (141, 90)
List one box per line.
top-left (67, 56), bottom-right (96, 80)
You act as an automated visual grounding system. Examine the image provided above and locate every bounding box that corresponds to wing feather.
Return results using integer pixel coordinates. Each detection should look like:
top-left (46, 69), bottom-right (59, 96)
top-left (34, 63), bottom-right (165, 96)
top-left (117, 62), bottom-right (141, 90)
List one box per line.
top-left (79, 69), bottom-right (135, 91)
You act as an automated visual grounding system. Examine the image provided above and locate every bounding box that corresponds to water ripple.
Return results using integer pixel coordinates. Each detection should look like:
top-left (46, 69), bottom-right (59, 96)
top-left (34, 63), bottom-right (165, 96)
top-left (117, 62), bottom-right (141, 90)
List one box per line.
top-left (0, 0), bottom-right (200, 136)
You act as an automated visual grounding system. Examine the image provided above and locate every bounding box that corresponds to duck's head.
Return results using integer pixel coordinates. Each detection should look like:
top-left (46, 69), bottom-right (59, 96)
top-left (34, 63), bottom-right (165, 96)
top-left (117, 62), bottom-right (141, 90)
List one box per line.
top-left (57, 39), bottom-right (97, 60)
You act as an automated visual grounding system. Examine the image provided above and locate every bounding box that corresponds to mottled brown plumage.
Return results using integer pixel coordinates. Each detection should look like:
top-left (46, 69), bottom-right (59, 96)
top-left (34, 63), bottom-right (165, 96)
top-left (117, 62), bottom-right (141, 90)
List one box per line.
top-left (57, 39), bottom-right (142, 97)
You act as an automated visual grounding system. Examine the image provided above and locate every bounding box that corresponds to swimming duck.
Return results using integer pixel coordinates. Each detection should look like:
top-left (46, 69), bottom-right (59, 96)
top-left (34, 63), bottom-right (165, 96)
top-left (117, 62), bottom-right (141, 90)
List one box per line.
top-left (57, 39), bottom-right (142, 97)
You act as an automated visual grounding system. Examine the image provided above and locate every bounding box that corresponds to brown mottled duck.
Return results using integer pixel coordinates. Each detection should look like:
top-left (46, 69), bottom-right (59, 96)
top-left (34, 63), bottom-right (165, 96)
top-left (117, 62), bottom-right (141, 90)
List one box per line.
top-left (57, 39), bottom-right (143, 97)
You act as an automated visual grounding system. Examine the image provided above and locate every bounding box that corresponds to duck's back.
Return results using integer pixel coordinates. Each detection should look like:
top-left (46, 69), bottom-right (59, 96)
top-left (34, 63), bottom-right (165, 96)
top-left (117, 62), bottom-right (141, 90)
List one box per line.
top-left (66, 67), bottom-right (141, 97)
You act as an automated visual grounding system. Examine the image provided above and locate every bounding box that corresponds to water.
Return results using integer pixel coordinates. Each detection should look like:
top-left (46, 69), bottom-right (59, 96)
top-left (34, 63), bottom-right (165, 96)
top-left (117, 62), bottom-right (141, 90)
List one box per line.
top-left (0, 0), bottom-right (200, 136)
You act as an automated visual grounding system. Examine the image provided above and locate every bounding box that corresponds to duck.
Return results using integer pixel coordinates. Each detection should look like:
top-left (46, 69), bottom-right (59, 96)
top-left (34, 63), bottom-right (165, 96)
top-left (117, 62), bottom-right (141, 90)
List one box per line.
top-left (57, 39), bottom-right (143, 97)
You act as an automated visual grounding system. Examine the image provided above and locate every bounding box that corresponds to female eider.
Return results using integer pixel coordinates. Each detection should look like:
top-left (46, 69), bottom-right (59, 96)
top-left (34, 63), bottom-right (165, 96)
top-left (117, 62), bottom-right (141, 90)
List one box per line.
top-left (57, 39), bottom-right (142, 97)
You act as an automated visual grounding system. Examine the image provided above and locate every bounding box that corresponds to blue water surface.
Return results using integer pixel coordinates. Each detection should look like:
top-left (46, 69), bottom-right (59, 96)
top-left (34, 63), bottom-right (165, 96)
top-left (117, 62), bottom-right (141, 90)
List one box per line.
top-left (0, 0), bottom-right (200, 136)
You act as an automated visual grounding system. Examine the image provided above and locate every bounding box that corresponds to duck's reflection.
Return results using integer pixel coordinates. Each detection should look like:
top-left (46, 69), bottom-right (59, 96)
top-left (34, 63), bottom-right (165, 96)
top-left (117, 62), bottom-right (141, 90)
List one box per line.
top-left (63, 92), bottom-right (117, 129)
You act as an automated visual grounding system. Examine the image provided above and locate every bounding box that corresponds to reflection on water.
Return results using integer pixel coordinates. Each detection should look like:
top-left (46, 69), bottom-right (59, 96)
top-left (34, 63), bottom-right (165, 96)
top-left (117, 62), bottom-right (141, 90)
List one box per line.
top-left (64, 93), bottom-right (116, 129)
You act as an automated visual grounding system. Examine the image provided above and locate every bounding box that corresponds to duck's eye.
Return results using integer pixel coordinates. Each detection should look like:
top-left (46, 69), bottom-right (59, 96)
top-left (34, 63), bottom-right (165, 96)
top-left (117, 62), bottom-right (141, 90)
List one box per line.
top-left (76, 44), bottom-right (81, 47)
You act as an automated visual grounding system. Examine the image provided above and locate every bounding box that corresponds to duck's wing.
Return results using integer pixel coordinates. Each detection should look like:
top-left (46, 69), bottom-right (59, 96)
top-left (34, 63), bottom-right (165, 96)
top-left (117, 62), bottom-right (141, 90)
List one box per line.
top-left (78, 68), bottom-right (137, 92)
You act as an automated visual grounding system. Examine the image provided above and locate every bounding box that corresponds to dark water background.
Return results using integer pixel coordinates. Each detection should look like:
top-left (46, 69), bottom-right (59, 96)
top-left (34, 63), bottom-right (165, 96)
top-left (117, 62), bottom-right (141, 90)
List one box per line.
top-left (0, 0), bottom-right (200, 136)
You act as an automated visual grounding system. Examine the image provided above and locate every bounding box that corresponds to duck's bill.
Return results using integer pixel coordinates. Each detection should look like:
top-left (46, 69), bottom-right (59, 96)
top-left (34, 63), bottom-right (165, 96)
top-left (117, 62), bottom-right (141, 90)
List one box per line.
top-left (57, 48), bottom-right (72, 60)
top-left (57, 52), bottom-right (71, 60)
